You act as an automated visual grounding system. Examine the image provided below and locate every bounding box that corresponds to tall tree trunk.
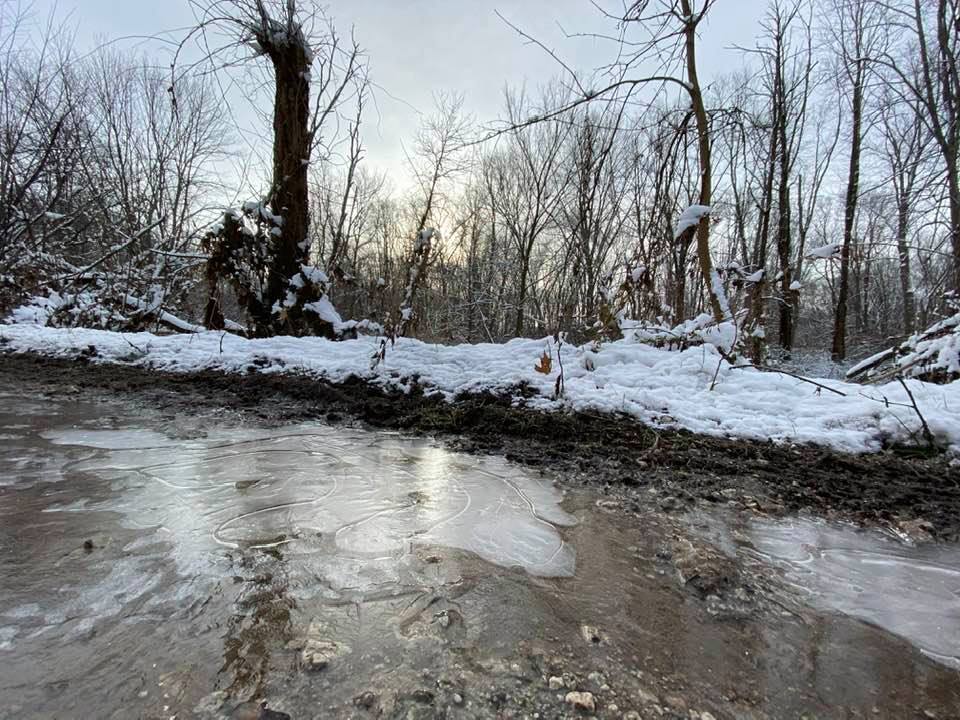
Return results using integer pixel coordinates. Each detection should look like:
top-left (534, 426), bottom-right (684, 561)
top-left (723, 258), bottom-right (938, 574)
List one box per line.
top-left (264, 40), bottom-right (312, 325)
top-left (515, 242), bottom-right (531, 336)
top-left (775, 86), bottom-right (794, 350)
top-left (831, 63), bottom-right (864, 362)
top-left (948, 162), bottom-right (960, 296)
top-left (681, 0), bottom-right (726, 323)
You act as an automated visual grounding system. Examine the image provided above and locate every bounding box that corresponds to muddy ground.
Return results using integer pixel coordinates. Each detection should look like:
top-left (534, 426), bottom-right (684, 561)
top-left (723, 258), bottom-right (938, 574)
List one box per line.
top-left (2, 351), bottom-right (959, 543)
top-left (2, 351), bottom-right (960, 720)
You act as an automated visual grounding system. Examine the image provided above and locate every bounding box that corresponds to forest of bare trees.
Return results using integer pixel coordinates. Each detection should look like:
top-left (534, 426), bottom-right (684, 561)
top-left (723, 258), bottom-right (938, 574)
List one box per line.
top-left (2, 0), bottom-right (958, 375)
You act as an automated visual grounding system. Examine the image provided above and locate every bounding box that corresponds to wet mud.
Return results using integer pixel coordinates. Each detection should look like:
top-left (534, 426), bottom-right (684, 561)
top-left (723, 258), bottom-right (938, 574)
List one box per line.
top-left (2, 352), bottom-right (959, 541)
top-left (1, 353), bottom-right (960, 719)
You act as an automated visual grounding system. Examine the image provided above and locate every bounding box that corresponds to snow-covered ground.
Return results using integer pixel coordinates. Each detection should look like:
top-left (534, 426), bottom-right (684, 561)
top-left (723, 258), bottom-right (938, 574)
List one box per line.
top-left (3, 322), bottom-right (959, 456)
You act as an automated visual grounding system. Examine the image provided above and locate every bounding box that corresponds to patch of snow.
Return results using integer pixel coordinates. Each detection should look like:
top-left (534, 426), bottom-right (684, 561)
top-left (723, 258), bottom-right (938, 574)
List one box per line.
top-left (300, 265), bottom-right (329, 286)
top-left (673, 205), bottom-right (711, 240)
top-left (7, 293), bottom-right (66, 325)
top-left (709, 269), bottom-right (732, 320)
top-left (303, 296), bottom-right (343, 326)
top-left (1, 323), bottom-right (958, 455)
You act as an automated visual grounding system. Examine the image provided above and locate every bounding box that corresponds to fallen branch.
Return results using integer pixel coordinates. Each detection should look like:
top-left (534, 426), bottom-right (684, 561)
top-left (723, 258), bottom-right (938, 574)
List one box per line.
top-left (123, 294), bottom-right (204, 334)
top-left (62, 218), bottom-right (166, 288)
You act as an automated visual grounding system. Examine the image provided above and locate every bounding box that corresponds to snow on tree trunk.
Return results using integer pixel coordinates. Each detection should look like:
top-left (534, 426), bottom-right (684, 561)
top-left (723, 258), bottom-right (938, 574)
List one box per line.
top-left (679, 0), bottom-right (726, 325)
top-left (258, 19), bottom-right (312, 333)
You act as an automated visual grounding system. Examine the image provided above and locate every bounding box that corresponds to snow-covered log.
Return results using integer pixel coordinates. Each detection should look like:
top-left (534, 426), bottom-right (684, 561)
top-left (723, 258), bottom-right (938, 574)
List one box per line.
top-left (846, 311), bottom-right (960, 384)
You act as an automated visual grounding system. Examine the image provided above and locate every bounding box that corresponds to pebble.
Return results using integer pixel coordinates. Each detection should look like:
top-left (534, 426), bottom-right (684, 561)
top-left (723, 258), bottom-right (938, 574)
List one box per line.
top-left (664, 694), bottom-right (687, 711)
top-left (353, 692), bottom-right (377, 709)
top-left (300, 619), bottom-right (352, 671)
top-left (581, 624), bottom-right (606, 645)
top-left (548, 676), bottom-right (565, 690)
top-left (565, 691), bottom-right (596, 713)
top-left (452, 693), bottom-right (463, 705)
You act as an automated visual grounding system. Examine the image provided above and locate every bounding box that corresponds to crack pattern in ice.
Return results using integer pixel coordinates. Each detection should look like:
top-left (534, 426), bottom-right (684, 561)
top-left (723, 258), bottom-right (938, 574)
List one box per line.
top-left (43, 424), bottom-right (578, 585)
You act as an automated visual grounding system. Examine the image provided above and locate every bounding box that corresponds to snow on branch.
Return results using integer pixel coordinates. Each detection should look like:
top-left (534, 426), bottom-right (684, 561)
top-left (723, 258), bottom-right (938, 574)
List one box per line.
top-left (805, 242), bottom-right (841, 260)
top-left (673, 204), bottom-right (711, 240)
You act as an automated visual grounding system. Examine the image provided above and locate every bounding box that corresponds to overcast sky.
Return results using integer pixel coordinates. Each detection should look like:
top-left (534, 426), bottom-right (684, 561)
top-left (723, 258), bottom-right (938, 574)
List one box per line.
top-left (29, 0), bottom-right (767, 185)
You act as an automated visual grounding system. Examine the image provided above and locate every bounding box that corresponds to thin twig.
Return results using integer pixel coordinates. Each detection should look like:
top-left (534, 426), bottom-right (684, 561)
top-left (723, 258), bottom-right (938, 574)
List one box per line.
top-left (729, 364), bottom-right (847, 396)
top-left (896, 376), bottom-right (936, 448)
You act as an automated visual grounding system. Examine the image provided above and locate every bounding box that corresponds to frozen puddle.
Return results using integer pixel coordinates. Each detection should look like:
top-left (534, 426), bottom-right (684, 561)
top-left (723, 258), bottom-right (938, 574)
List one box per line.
top-left (42, 424), bottom-right (577, 582)
top-left (747, 517), bottom-right (960, 669)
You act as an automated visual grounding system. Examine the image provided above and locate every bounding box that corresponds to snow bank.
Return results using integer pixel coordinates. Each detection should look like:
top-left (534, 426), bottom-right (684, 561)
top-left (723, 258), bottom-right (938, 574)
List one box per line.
top-left (2, 323), bottom-right (959, 455)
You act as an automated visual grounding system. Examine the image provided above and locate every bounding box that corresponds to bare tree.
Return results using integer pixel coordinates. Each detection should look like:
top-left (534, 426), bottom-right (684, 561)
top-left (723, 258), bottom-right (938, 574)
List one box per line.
top-left (875, 0), bottom-right (960, 298)
top-left (877, 84), bottom-right (933, 332)
top-left (559, 104), bottom-right (630, 336)
top-left (828, 0), bottom-right (883, 361)
top-left (393, 93), bottom-right (470, 339)
top-left (484, 88), bottom-right (570, 336)
top-left (184, 0), bottom-right (364, 335)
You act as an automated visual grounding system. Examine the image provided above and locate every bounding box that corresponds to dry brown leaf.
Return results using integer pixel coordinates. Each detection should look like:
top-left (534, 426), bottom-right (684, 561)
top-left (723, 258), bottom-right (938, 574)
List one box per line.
top-left (534, 351), bottom-right (552, 374)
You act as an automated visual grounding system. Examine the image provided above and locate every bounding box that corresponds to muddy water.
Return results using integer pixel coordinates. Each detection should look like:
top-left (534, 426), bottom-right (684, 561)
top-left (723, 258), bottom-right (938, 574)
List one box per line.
top-left (1, 390), bottom-right (959, 719)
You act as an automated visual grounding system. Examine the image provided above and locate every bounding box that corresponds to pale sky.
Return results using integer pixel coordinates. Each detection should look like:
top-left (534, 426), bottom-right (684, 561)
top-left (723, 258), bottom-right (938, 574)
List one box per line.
top-left (28, 0), bottom-right (768, 184)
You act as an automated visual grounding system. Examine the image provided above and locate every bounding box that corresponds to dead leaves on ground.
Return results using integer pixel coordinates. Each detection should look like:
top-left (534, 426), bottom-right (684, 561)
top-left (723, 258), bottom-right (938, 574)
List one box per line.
top-left (534, 351), bottom-right (552, 374)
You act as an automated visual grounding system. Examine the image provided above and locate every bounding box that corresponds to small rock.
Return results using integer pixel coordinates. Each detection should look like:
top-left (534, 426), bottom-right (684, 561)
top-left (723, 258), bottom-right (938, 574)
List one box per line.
top-left (565, 691), bottom-right (596, 713)
top-left (83, 539), bottom-right (94, 552)
top-left (580, 624), bottom-right (607, 645)
top-left (659, 495), bottom-right (680, 511)
top-left (700, 712), bottom-right (716, 720)
top-left (548, 676), bottom-right (565, 690)
top-left (452, 693), bottom-right (463, 705)
top-left (607, 703), bottom-right (619, 713)
top-left (300, 619), bottom-right (351, 671)
top-left (900, 518), bottom-right (935, 542)
top-left (664, 694), bottom-right (687, 712)
top-left (622, 713), bottom-right (641, 720)
top-left (353, 692), bottom-right (378, 709)
top-left (587, 671), bottom-right (606, 686)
